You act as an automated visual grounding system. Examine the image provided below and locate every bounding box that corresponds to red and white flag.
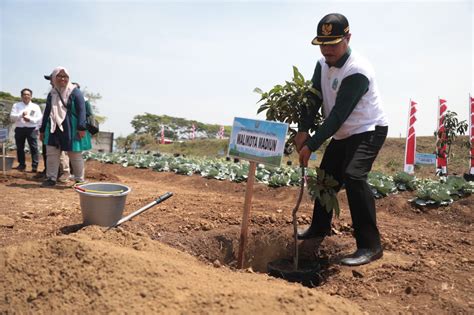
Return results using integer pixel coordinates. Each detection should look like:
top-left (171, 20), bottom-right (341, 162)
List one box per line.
top-left (404, 99), bottom-right (417, 174)
top-left (436, 98), bottom-right (448, 175)
top-left (191, 124), bottom-right (195, 140)
top-left (160, 125), bottom-right (165, 144)
top-left (469, 95), bottom-right (474, 174)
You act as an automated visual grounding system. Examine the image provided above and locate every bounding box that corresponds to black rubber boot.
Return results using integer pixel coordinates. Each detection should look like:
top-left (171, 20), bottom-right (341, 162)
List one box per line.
top-left (297, 226), bottom-right (330, 240)
top-left (340, 248), bottom-right (383, 266)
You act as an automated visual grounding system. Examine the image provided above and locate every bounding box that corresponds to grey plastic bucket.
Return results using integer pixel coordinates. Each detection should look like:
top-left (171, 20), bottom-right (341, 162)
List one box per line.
top-left (75, 183), bottom-right (131, 227)
top-left (0, 156), bottom-right (14, 171)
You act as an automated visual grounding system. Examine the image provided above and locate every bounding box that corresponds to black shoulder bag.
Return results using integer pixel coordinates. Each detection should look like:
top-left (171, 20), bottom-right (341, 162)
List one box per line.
top-left (55, 88), bottom-right (99, 135)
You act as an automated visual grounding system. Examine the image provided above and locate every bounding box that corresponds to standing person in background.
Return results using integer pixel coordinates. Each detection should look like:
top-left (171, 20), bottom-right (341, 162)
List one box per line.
top-left (35, 75), bottom-right (53, 179)
top-left (295, 13), bottom-right (388, 266)
top-left (10, 88), bottom-right (42, 172)
top-left (35, 74), bottom-right (71, 181)
top-left (39, 67), bottom-right (91, 187)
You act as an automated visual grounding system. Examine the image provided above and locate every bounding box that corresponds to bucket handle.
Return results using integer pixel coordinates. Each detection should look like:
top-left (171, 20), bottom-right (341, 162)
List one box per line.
top-left (74, 185), bottom-right (125, 195)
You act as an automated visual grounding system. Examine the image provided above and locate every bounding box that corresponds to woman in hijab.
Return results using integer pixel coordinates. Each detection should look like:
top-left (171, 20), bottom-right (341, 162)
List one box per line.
top-left (39, 66), bottom-right (92, 187)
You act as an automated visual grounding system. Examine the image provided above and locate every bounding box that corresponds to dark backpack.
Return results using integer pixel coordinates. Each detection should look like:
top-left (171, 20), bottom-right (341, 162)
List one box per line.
top-left (85, 100), bottom-right (99, 135)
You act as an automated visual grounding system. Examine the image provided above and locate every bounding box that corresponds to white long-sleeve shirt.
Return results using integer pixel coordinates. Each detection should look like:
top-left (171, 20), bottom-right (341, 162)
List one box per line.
top-left (10, 101), bottom-right (43, 128)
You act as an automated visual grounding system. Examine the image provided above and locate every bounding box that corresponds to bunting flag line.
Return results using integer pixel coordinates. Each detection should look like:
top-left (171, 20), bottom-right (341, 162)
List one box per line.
top-left (404, 99), bottom-right (417, 174)
top-left (469, 95), bottom-right (474, 175)
top-left (436, 98), bottom-right (448, 175)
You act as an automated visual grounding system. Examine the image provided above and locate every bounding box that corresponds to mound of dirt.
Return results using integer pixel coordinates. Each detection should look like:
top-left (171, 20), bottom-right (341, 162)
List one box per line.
top-left (0, 226), bottom-right (362, 314)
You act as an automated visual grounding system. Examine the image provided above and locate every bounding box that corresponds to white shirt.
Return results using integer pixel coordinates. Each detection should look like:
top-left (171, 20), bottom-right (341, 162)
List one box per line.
top-left (10, 101), bottom-right (43, 129)
top-left (319, 51), bottom-right (388, 140)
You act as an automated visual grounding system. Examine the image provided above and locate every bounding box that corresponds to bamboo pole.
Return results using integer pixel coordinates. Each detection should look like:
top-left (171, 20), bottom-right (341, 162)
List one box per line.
top-left (237, 161), bottom-right (257, 269)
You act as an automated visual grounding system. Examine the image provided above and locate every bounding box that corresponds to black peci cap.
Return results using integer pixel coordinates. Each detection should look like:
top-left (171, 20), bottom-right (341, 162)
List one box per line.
top-left (312, 13), bottom-right (350, 45)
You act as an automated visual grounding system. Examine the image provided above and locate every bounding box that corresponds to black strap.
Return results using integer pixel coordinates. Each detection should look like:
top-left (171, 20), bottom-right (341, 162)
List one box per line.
top-left (55, 88), bottom-right (79, 119)
top-left (54, 88), bottom-right (68, 109)
top-left (54, 88), bottom-right (89, 122)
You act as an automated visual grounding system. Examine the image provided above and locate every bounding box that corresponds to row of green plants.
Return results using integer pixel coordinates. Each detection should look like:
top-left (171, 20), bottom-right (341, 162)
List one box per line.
top-left (368, 171), bottom-right (474, 206)
top-left (84, 151), bottom-right (311, 185)
top-left (84, 151), bottom-right (474, 210)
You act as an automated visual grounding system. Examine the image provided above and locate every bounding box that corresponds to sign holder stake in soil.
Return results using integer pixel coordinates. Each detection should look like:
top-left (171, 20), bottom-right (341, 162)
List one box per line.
top-left (0, 128), bottom-right (8, 177)
top-left (2, 144), bottom-right (5, 177)
top-left (237, 161), bottom-right (257, 269)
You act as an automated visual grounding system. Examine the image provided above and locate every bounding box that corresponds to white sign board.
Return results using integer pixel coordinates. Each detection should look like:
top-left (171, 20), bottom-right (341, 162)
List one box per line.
top-left (228, 117), bottom-right (288, 167)
top-left (0, 129), bottom-right (8, 143)
top-left (415, 153), bottom-right (436, 165)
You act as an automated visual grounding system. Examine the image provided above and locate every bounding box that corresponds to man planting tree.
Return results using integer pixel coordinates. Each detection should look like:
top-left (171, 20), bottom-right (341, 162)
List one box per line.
top-left (296, 13), bottom-right (389, 266)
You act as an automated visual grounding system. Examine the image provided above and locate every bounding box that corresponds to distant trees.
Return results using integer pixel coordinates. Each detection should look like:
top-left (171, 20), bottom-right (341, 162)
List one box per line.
top-left (131, 113), bottom-right (163, 136)
top-left (130, 113), bottom-right (229, 139)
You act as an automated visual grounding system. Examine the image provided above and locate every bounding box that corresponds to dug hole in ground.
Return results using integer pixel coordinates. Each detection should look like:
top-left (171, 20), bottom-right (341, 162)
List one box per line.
top-left (0, 159), bottom-right (473, 314)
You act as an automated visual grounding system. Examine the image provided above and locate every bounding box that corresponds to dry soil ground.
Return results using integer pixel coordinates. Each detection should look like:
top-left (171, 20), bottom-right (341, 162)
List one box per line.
top-left (0, 159), bottom-right (473, 314)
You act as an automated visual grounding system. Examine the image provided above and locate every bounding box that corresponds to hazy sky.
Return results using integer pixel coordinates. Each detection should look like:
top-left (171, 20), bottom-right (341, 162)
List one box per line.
top-left (1, 0), bottom-right (472, 138)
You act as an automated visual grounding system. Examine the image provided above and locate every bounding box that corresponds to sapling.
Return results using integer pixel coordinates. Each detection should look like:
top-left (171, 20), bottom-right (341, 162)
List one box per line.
top-left (255, 66), bottom-right (339, 214)
top-left (435, 110), bottom-right (468, 174)
top-left (255, 66), bottom-right (324, 147)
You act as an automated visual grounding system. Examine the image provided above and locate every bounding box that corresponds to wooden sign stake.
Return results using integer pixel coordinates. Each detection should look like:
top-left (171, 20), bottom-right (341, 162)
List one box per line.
top-left (237, 161), bottom-right (257, 269)
top-left (2, 144), bottom-right (6, 177)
